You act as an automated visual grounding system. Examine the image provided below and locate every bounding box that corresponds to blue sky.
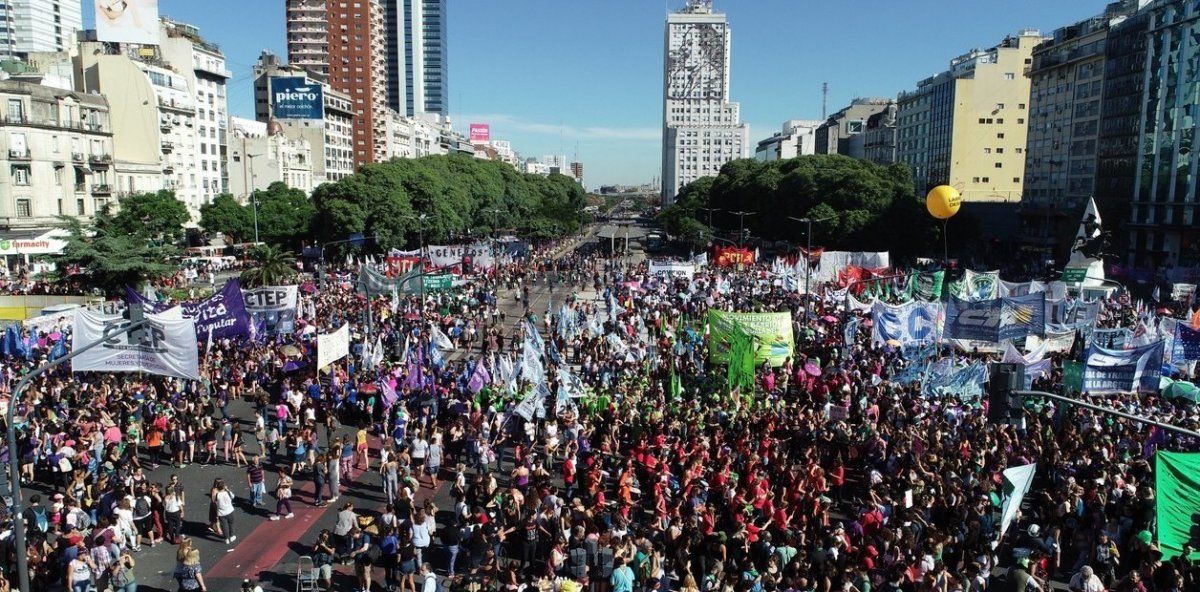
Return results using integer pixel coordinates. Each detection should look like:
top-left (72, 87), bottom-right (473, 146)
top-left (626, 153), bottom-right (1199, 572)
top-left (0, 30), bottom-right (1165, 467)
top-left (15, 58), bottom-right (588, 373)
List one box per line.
top-left (87, 0), bottom-right (1100, 188)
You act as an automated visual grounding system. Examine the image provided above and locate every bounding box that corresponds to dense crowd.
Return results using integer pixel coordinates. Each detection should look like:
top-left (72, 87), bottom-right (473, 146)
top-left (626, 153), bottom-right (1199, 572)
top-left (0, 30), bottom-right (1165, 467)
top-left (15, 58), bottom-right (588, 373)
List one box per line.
top-left (0, 236), bottom-right (1197, 592)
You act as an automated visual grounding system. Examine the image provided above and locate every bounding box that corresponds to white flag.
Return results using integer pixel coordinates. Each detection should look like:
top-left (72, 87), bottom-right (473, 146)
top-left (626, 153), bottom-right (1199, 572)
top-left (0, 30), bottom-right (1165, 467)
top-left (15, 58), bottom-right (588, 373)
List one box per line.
top-left (431, 326), bottom-right (455, 351)
top-left (999, 463), bottom-right (1037, 538)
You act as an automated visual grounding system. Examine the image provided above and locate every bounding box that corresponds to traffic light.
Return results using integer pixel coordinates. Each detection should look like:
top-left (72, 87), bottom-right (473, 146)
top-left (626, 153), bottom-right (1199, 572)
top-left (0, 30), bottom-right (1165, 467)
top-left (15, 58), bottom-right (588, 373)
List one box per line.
top-left (987, 363), bottom-right (1025, 425)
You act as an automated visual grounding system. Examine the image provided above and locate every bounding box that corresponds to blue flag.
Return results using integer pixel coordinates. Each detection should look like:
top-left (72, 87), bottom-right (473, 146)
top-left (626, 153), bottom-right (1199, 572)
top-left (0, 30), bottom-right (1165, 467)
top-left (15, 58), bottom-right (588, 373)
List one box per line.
top-left (50, 338), bottom-right (67, 361)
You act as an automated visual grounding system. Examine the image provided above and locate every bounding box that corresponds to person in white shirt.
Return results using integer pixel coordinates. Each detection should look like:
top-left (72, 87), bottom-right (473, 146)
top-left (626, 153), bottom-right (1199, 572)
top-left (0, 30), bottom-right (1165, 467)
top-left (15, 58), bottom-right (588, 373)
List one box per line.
top-left (420, 562), bottom-right (438, 592)
top-left (1069, 566), bottom-right (1105, 592)
top-left (410, 508), bottom-right (436, 567)
top-left (214, 480), bottom-right (237, 545)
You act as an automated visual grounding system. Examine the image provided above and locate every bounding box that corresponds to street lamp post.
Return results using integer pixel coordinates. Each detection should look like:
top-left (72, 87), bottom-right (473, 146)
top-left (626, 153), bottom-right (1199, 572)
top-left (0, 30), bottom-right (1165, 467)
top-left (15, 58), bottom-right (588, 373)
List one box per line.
top-left (244, 148), bottom-right (261, 245)
top-left (788, 214), bottom-right (838, 299)
top-left (7, 312), bottom-right (151, 592)
top-left (401, 214), bottom-right (428, 310)
top-left (729, 210), bottom-right (756, 247)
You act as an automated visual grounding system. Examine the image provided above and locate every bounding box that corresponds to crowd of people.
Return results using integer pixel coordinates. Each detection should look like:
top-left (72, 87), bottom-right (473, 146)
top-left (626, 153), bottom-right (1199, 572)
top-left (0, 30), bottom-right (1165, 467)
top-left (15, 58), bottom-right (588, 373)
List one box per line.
top-left (0, 231), bottom-right (1197, 592)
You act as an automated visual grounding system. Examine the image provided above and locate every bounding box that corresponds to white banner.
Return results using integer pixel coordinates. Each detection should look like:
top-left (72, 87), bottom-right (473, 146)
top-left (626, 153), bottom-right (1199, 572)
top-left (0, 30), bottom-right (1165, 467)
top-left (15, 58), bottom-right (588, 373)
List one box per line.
top-left (649, 261), bottom-right (695, 279)
top-left (426, 243), bottom-right (494, 270)
top-left (317, 323), bottom-right (350, 369)
top-left (71, 308), bottom-right (199, 380)
top-left (243, 285), bottom-right (299, 333)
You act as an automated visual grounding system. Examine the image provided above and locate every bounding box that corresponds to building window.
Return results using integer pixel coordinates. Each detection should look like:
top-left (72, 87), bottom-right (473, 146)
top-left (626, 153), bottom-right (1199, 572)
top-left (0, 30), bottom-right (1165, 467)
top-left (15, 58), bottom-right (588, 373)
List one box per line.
top-left (1013, 177), bottom-right (1020, 183)
top-left (15, 198), bottom-right (31, 217)
top-left (997, 133), bottom-right (1005, 139)
top-left (77, 199), bottom-right (85, 214)
top-left (995, 162), bottom-right (1003, 168)
top-left (996, 148), bottom-right (1004, 154)
top-left (1004, 73), bottom-right (1015, 80)
top-left (984, 148), bottom-right (991, 154)
top-left (972, 177), bottom-right (980, 183)
top-left (11, 164), bottom-right (30, 185)
top-left (997, 118), bottom-right (1004, 124)
top-left (979, 118), bottom-right (986, 124)
top-left (1018, 103), bottom-right (1026, 109)
top-left (6, 98), bottom-right (23, 121)
top-left (982, 177), bottom-right (990, 182)
top-left (1017, 118), bottom-right (1024, 124)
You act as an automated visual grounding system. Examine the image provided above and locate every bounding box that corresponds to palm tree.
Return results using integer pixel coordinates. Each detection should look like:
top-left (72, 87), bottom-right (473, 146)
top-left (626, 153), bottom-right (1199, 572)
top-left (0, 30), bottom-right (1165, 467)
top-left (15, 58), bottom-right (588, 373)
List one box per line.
top-left (240, 244), bottom-right (297, 288)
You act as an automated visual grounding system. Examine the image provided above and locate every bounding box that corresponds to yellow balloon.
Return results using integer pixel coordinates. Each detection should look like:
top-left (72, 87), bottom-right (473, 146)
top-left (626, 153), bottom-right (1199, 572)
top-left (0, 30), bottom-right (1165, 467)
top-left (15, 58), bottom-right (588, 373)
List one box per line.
top-left (926, 185), bottom-right (961, 220)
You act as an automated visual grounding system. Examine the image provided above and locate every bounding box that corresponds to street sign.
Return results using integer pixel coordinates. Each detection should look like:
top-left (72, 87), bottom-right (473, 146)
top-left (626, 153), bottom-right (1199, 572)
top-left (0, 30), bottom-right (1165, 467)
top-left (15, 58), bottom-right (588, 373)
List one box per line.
top-left (1060, 268), bottom-right (1088, 283)
top-left (424, 274), bottom-right (454, 291)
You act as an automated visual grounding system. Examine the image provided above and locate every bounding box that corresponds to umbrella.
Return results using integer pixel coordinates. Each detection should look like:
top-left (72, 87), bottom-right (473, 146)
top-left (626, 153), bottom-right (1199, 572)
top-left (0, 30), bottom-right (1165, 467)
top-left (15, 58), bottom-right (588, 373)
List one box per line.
top-left (822, 315), bottom-right (838, 323)
top-left (280, 344), bottom-right (301, 357)
top-left (359, 383), bottom-right (379, 394)
top-left (804, 362), bottom-right (822, 377)
top-left (886, 339), bottom-right (902, 347)
top-left (1164, 380), bottom-right (1200, 402)
top-left (48, 332), bottom-right (62, 341)
top-left (405, 313), bottom-right (420, 320)
top-left (282, 360), bottom-right (307, 373)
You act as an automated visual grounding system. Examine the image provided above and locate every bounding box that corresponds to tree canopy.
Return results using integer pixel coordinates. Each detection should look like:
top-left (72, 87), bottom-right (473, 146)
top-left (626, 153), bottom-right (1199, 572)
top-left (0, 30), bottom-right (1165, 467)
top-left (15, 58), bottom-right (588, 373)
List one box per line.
top-left (659, 155), bottom-right (936, 255)
top-left (52, 193), bottom-right (186, 294)
top-left (311, 154), bottom-right (587, 249)
top-left (199, 183), bottom-right (317, 248)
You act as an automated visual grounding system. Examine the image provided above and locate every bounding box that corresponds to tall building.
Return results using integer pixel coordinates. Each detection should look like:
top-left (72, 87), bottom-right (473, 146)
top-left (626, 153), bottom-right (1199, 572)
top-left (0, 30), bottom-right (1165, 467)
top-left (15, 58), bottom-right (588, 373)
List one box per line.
top-left (385, 0), bottom-right (448, 116)
top-left (0, 75), bottom-right (114, 229)
top-left (1127, 0), bottom-right (1200, 266)
top-left (661, 0), bottom-right (748, 205)
top-left (570, 161), bottom-right (584, 184)
top-left (285, 0), bottom-right (389, 167)
top-left (159, 18), bottom-right (230, 202)
top-left (1020, 1), bottom-right (1145, 257)
top-left (896, 31), bottom-right (1046, 201)
top-left (754, 119), bottom-right (820, 161)
top-left (814, 98), bottom-right (891, 158)
top-left (1096, 3), bottom-right (1152, 261)
top-left (1, 0), bottom-right (82, 55)
top-left (252, 51), bottom-right (354, 184)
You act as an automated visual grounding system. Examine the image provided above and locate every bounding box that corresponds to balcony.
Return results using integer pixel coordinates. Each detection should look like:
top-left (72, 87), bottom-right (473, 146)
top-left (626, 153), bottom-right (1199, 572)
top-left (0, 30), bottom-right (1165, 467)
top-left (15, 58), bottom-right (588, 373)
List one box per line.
top-left (161, 141), bottom-right (175, 153)
top-left (8, 148), bottom-right (30, 160)
top-left (91, 184), bottom-right (112, 195)
top-left (74, 183), bottom-right (87, 193)
top-left (89, 153), bottom-right (112, 166)
top-left (71, 152), bottom-right (85, 162)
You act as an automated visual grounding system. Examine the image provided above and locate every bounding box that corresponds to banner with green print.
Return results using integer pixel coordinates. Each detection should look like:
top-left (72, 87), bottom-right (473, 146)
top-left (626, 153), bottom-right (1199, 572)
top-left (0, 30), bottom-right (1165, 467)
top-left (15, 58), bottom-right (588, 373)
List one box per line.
top-left (708, 311), bottom-right (794, 367)
top-left (1155, 451), bottom-right (1200, 560)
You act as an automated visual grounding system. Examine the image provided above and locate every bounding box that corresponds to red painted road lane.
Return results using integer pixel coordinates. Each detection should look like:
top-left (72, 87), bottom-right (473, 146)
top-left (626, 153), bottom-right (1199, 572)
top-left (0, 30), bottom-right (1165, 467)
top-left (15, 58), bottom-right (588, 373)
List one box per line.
top-left (207, 444), bottom-right (375, 580)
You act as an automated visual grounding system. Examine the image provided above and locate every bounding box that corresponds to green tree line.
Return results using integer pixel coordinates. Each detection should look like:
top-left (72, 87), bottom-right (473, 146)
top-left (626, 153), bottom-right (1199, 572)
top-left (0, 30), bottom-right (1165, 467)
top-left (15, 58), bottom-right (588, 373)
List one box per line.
top-left (659, 155), bottom-right (943, 256)
top-left (201, 154), bottom-right (587, 250)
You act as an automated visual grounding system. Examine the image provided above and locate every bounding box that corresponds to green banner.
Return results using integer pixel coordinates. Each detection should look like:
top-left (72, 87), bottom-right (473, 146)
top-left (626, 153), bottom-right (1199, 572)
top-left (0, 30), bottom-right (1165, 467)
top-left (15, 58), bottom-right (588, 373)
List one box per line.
top-left (708, 311), bottom-right (795, 367)
top-left (1062, 360), bottom-right (1084, 395)
top-left (424, 274), bottom-right (455, 291)
top-left (1060, 268), bottom-right (1088, 283)
top-left (1156, 451), bottom-right (1200, 560)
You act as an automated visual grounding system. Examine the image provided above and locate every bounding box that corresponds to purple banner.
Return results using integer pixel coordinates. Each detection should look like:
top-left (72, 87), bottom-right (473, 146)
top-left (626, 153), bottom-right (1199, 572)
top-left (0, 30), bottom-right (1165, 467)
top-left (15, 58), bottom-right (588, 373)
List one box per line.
top-left (126, 280), bottom-right (252, 341)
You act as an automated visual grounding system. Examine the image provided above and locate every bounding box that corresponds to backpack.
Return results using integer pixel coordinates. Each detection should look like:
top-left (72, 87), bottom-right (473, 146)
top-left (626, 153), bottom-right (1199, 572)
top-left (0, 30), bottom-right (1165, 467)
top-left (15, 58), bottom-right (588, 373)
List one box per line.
top-left (31, 508), bottom-right (48, 533)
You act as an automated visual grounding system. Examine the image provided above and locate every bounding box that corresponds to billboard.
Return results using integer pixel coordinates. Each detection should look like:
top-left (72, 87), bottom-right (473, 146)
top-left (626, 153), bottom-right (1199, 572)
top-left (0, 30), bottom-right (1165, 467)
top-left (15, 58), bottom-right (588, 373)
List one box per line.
top-left (469, 123), bottom-right (490, 144)
top-left (270, 77), bottom-right (324, 120)
top-left (95, 0), bottom-right (160, 45)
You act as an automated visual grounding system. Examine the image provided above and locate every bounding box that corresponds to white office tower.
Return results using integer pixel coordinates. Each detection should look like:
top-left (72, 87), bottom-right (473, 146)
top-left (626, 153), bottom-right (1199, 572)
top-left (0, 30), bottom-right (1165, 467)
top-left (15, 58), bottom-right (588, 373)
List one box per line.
top-left (1, 0), bottom-right (82, 54)
top-left (661, 0), bottom-right (747, 205)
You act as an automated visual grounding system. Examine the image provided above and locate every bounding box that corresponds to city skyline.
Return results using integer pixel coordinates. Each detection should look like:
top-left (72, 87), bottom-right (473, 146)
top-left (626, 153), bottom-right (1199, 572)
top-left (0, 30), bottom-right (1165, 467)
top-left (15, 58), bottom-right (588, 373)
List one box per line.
top-left (83, 0), bottom-right (1094, 188)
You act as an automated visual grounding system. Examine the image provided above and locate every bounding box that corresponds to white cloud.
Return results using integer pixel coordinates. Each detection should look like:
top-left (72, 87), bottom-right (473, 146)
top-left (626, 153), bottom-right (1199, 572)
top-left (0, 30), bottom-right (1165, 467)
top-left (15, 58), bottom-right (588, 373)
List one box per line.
top-left (456, 114), bottom-right (659, 142)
